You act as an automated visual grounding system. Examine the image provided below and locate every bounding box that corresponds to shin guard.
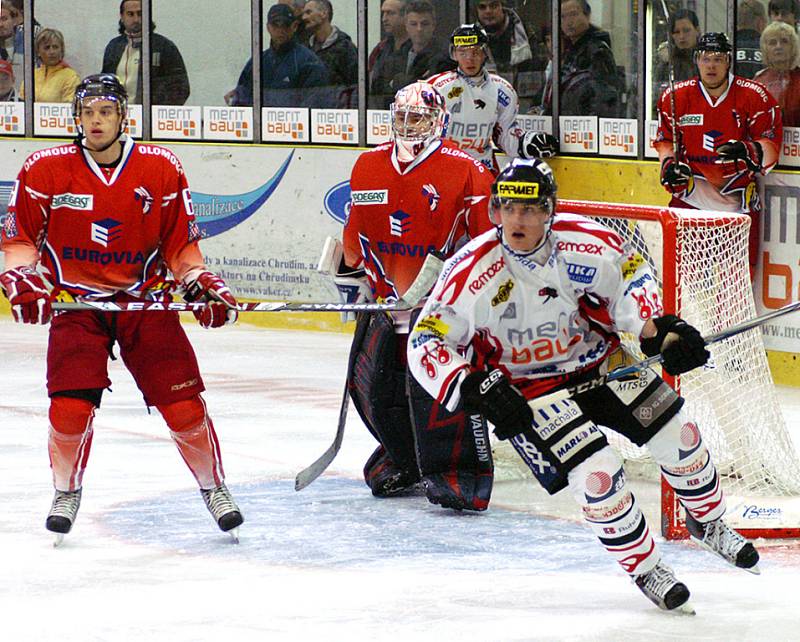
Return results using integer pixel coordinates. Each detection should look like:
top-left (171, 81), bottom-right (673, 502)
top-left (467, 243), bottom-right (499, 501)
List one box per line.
top-left (48, 397), bottom-right (96, 492)
top-left (569, 447), bottom-right (660, 576)
top-left (647, 412), bottom-right (726, 523)
top-left (159, 395), bottom-right (225, 489)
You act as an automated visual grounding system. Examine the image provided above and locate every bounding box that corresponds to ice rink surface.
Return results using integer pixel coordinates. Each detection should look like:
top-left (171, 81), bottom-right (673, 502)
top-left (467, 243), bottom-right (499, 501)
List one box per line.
top-left (1, 319), bottom-right (799, 642)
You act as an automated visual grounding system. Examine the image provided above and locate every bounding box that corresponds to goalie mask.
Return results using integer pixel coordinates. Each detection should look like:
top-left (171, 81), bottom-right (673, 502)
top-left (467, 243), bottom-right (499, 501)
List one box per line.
top-left (491, 158), bottom-right (557, 253)
top-left (390, 82), bottom-right (449, 162)
top-left (72, 73), bottom-right (129, 150)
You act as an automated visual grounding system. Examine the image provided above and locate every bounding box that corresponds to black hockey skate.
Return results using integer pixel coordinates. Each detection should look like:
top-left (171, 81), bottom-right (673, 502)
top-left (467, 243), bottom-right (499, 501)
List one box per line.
top-left (363, 445), bottom-right (420, 497)
top-left (633, 561), bottom-right (694, 614)
top-left (201, 483), bottom-right (243, 541)
top-left (46, 488), bottom-right (82, 546)
top-left (685, 513), bottom-right (760, 574)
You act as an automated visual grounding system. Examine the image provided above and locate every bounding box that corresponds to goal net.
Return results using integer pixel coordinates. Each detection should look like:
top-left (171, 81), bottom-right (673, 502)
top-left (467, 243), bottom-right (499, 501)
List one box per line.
top-left (492, 200), bottom-right (800, 539)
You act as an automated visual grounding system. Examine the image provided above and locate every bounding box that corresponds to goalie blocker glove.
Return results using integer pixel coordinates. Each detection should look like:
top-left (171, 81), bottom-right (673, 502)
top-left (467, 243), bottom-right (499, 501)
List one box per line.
top-left (520, 131), bottom-right (559, 159)
top-left (461, 369), bottom-right (533, 440)
top-left (183, 270), bottom-right (239, 328)
top-left (715, 139), bottom-right (763, 173)
top-left (640, 314), bottom-right (710, 376)
top-left (659, 157), bottom-right (692, 194)
top-left (0, 267), bottom-right (52, 324)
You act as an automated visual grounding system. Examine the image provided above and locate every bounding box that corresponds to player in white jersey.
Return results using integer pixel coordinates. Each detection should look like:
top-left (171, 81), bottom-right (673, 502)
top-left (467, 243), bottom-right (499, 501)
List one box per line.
top-left (425, 24), bottom-right (557, 173)
top-left (407, 158), bottom-right (761, 613)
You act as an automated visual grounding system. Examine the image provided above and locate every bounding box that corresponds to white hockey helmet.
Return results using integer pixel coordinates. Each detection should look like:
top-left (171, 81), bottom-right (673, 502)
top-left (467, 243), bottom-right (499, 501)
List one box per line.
top-left (390, 82), bottom-right (449, 161)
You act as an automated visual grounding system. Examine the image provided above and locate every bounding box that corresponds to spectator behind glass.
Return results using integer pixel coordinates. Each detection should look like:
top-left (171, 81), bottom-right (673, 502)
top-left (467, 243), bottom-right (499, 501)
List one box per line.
top-left (279, 0), bottom-right (310, 44)
top-left (543, 0), bottom-right (623, 117)
top-left (20, 28), bottom-right (80, 103)
top-left (393, 1), bottom-right (454, 93)
top-left (653, 9), bottom-right (700, 115)
top-left (302, 0), bottom-right (358, 108)
top-left (736, 0), bottom-right (768, 78)
top-left (769, 0), bottom-right (799, 29)
top-left (368, 0), bottom-right (409, 110)
top-left (1, 0), bottom-right (36, 92)
top-left (101, 0), bottom-right (190, 105)
top-left (755, 20), bottom-right (800, 126)
top-left (0, 59), bottom-right (15, 100)
top-left (0, 2), bottom-right (14, 61)
top-left (225, 3), bottom-right (331, 108)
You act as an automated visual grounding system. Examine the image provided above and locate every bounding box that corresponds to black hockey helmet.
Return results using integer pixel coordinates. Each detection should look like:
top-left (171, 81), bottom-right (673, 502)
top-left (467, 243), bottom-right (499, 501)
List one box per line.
top-left (449, 23), bottom-right (490, 60)
top-left (72, 73), bottom-right (129, 148)
top-left (490, 158), bottom-right (557, 225)
top-left (695, 32), bottom-right (732, 58)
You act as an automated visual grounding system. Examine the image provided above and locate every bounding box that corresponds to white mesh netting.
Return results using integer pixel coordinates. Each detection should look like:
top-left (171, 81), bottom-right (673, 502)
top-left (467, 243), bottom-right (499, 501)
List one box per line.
top-left (493, 202), bottom-right (800, 497)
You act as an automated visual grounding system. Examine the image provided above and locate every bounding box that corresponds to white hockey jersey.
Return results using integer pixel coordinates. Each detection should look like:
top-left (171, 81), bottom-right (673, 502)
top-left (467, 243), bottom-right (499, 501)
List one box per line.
top-left (426, 69), bottom-right (525, 172)
top-left (408, 214), bottom-right (664, 411)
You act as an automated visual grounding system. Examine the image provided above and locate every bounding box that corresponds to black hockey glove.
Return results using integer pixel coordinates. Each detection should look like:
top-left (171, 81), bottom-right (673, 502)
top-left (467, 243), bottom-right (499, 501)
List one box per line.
top-left (715, 139), bottom-right (763, 173)
top-left (521, 131), bottom-right (559, 159)
top-left (659, 157), bottom-right (692, 194)
top-left (640, 314), bottom-right (710, 376)
top-left (461, 369), bottom-right (533, 440)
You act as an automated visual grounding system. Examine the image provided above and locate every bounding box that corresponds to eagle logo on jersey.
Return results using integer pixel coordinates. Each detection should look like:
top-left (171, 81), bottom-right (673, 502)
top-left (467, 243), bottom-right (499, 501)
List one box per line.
top-left (421, 184), bottom-right (440, 212)
top-left (134, 186), bottom-right (154, 214)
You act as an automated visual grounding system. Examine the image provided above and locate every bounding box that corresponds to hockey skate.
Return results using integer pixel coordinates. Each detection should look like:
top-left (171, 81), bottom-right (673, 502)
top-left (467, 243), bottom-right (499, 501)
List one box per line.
top-left (633, 560), bottom-right (694, 614)
top-left (201, 483), bottom-right (244, 542)
top-left (363, 446), bottom-right (420, 497)
top-left (685, 513), bottom-right (760, 574)
top-left (46, 488), bottom-right (82, 547)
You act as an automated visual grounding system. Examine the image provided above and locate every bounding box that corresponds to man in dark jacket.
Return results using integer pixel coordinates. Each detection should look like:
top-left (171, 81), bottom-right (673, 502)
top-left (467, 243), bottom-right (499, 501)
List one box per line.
top-left (225, 3), bottom-right (331, 109)
top-left (302, 0), bottom-right (358, 107)
top-left (735, 0), bottom-right (767, 79)
top-left (543, 0), bottom-right (622, 117)
top-left (101, 0), bottom-right (190, 105)
top-left (368, 0), bottom-right (410, 109)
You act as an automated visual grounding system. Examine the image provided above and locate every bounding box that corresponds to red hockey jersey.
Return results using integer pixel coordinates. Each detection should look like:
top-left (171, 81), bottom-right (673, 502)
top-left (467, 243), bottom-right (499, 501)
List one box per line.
top-left (344, 139), bottom-right (494, 301)
top-left (653, 75), bottom-right (782, 212)
top-left (1, 138), bottom-right (205, 298)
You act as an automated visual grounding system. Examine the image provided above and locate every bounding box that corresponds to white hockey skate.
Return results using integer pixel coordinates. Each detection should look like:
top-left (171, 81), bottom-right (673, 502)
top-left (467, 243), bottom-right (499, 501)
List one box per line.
top-left (633, 561), bottom-right (695, 614)
top-left (46, 488), bottom-right (82, 547)
top-left (685, 513), bottom-right (760, 574)
top-left (201, 483), bottom-right (243, 542)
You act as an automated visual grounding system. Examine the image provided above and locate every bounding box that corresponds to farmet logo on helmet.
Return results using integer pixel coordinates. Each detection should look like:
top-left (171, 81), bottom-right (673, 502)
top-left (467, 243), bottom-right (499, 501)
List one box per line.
top-left (453, 35), bottom-right (479, 46)
top-left (496, 181), bottom-right (540, 199)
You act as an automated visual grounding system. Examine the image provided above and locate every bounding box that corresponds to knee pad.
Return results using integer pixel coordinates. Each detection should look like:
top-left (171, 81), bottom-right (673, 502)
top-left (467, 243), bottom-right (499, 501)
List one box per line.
top-left (568, 446), bottom-right (626, 509)
top-left (646, 411), bottom-right (708, 472)
top-left (158, 395), bottom-right (207, 433)
top-left (49, 396), bottom-right (96, 435)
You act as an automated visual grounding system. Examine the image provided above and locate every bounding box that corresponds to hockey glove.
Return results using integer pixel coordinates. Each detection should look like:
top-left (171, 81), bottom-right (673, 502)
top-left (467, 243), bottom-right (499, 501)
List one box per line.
top-left (0, 267), bottom-right (52, 324)
top-left (715, 140), bottom-right (763, 173)
top-left (461, 369), bottom-right (533, 440)
top-left (520, 131), bottom-right (559, 159)
top-left (640, 314), bottom-right (710, 376)
top-left (318, 236), bottom-right (372, 322)
top-left (659, 157), bottom-right (692, 194)
top-left (183, 270), bottom-right (238, 328)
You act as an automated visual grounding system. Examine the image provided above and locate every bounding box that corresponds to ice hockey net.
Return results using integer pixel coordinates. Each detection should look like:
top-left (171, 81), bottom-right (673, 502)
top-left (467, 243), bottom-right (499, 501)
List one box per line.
top-left (492, 199), bottom-right (800, 539)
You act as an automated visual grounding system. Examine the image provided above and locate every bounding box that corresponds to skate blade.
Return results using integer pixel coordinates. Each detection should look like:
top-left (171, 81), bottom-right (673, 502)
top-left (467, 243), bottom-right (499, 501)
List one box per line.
top-left (227, 527), bottom-right (240, 544)
top-left (53, 533), bottom-right (65, 548)
top-left (743, 563), bottom-right (760, 575)
top-left (670, 600), bottom-right (696, 616)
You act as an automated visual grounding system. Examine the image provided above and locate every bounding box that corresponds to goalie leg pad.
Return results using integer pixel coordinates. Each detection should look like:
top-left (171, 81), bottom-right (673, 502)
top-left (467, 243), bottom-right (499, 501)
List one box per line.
top-left (159, 395), bottom-right (225, 490)
top-left (48, 396), bottom-right (96, 492)
top-left (568, 446), bottom-right (660, 576)
top-left (409, 372), bottom-right (493, 511)
top-left (349, 312), bottom-right (420, 481)
top-left (509, 398), bottom-right (609, 495)
top-left (647, 410), bottom-right (726, 522)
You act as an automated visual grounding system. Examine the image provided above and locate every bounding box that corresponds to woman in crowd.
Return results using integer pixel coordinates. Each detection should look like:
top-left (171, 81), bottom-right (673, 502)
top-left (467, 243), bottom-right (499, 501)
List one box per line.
top-left (21, 28), bottom-right (80, 103)
top-left (653, 9), bottom-right (700, 113)
top-left (755, 20), bottom-right (800, 127)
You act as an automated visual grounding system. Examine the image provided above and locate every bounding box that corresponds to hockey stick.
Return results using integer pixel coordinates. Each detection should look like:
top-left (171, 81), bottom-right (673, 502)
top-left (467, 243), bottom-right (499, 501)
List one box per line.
top-left (294, 252), bottom-right (445, 491)
top-left (529, 299), bottom-right (800, 411)
top-left (658, 0), bottom-right (683, 161)
top-left (52, 253), bottom-right (445, 315)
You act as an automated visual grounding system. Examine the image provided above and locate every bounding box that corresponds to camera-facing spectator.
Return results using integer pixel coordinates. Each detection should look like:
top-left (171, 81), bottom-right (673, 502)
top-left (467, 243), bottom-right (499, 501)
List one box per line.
top-left (755, 20), bottom-right (800, 126)
top-left (0, 2), bottom-right (15, 61)
top-left (101, 0), bottom-right (190, 105)
top-left (20, 28), bottom-right (80, 103)
top-left (736, 0), bottom-right (767, 78)
top-left (0, 0), bottom-right (36, 91)
top-left (0, 59), bottom-right (15, 101)
top-left (768, 0), bottom-right (799, 29)
top-left (225, 3), bottom-right (331, 109)
top-left (652, 9), bottom-right (700, 114)
top-left (302, 0), bottom-right (358, 108)
top-left (368, 0), bottom-right (410, 109)
top-left (394, 2), bottom-right (454, 95)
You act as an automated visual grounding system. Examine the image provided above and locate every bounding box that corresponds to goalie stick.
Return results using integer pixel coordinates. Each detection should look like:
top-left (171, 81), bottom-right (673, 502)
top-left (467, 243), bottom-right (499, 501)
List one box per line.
top-left (528, 299), bottom-right (800, 411)
top-left (294, 252), bottom-right (445, 490)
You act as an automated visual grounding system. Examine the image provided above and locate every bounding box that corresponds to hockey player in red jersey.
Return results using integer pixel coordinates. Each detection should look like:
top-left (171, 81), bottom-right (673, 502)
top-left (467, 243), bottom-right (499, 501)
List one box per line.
top-left (654, 32), bottom-right (782, 272)
top-left (0, 74), bottom-right (243, 543)
top-left (331, 81), bottom-right (496, 510)
top-left (407, 159), bottom-right (761, 612)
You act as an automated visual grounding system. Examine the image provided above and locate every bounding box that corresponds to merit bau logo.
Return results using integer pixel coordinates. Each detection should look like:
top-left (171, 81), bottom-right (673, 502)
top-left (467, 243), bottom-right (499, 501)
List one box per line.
top-left (91, 218), bottom-right (123, 247)
top-left (312, 109), bottom-right (357, 144)
top-left (0, 102), bottom-right (22, 133)
top-left (154, 106), bottom-right (200, 139)
top-left (561, 116), bottom-right (595, 151)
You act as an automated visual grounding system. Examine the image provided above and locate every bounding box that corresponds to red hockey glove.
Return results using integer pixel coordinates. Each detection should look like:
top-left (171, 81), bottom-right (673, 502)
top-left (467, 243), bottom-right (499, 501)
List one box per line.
top-left (640, 314), bottom-right (709, 376)
top-left (660, 157), bottom-right (692, 194)
top-left (715, 140), bottom-right (763, 173)
top-left (0, 267), bottom-right (52, 324)
top-left (183, 271), bottom-right (238, 328)
top-left (461, 369), bottom-right (533, 440)
top-left (520, 131), bottom-right (559, 159)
